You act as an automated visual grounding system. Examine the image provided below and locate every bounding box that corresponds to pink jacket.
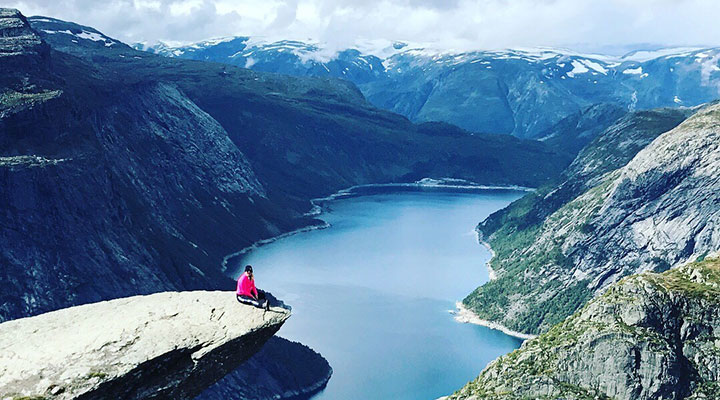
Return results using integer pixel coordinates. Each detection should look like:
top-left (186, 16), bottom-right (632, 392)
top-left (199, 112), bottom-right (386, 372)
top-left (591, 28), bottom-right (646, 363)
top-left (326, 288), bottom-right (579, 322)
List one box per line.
top-left (237, 272), bottom-right (258, 298)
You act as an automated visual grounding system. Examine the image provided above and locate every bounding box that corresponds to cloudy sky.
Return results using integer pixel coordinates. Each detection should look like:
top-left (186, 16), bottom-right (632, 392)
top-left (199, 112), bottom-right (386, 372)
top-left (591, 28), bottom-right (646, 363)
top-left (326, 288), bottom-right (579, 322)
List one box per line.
top-left (7, 0), bottom-right (720, 54)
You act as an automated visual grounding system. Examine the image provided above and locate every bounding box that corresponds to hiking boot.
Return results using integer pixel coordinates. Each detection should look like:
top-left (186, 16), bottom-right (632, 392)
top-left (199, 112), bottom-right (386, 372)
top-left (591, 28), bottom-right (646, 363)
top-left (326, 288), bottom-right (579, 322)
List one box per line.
top-left (264, 300), bottom-right (270, 311)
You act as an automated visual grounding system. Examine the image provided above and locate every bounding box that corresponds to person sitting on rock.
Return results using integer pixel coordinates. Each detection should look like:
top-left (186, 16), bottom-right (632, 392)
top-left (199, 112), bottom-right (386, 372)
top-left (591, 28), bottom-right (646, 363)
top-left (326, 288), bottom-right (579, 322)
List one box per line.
top-left (236, 265), bottom-right (269, 310)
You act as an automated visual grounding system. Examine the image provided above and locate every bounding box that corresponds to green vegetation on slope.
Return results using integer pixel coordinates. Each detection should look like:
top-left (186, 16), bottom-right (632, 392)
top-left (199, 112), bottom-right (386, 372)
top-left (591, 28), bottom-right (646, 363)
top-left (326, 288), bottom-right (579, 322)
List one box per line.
top-left (464, 172), bottom-right (619, 334)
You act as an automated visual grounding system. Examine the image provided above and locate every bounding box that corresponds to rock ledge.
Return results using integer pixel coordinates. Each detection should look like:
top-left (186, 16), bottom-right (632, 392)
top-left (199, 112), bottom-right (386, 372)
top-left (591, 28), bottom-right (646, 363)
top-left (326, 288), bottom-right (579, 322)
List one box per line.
top-left (0, 291), bottom-right (290, 400)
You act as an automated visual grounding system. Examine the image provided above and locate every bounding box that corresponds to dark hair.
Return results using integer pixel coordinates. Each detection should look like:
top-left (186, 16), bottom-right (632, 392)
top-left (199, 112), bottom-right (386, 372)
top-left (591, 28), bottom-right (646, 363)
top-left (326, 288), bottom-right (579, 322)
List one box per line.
top-left (244, 265), bottom-right (253, 273)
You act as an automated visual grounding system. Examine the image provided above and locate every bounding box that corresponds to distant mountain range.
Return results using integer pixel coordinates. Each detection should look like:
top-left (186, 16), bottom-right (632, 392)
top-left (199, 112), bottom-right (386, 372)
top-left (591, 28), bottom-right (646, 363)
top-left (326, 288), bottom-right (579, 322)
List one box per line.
top-left (134, 37), bottom-right (720, 138)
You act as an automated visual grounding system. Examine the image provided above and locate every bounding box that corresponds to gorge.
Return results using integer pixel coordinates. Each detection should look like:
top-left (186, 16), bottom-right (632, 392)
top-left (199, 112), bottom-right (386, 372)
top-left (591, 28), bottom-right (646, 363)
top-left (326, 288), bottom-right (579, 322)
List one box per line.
top-left (2, 5), bottom-right (720, 400)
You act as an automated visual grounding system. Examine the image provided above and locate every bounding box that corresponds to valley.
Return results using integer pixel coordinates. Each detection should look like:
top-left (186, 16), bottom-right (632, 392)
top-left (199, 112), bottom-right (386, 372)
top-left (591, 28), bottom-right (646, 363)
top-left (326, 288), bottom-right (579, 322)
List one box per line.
top-left (1, 5), bottom-right (720, 400)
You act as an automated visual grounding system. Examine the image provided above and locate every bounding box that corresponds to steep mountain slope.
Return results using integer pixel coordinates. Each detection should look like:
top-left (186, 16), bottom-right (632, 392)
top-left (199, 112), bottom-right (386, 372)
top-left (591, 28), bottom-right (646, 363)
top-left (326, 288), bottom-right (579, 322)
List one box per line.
top-left (464, 103), bottom-right (718, 335)
top-left (449, 257), bottom-right (720, 400)
top-left (0, 12), bottom-right (307, 321)
top-left (478, 107), bottom-right (695, 242)
top-left (538, 103), bottom-right (627, 156)
top-left (137, 37), bottom-right (720, 138)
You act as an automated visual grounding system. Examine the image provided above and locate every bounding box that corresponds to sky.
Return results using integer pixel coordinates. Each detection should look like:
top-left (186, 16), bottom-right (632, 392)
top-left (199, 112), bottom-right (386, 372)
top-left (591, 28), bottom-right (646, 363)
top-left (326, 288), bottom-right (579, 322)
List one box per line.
top-left (7, 0), bottom-right (720, 54)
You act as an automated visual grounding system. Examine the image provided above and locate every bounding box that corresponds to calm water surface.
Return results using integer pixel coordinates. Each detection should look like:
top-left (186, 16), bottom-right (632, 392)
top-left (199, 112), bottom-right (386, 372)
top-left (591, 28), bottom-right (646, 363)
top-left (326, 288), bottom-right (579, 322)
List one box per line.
top-left (230, 188), bottom-right (525, 400)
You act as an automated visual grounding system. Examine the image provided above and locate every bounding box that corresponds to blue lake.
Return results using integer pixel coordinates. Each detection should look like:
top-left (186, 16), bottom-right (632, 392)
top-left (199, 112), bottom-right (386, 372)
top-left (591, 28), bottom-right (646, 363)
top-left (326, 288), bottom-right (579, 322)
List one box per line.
top-left (230, 188), bottom-right (525, 399)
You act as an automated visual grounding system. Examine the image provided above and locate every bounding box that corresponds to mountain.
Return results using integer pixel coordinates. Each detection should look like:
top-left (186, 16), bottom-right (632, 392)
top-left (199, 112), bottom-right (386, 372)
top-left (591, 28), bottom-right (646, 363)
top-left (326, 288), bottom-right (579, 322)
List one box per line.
top-left (478, 106), bottom-right (695, 242)
top-left (464, 102), bottom-right (719, 335)
top-left (27, 16), bottom-right (572, 206)
top-left (448, 257), bottom-right (720, 400)
top-left (537, 103), bottom-right (627, 156)
top-left (137, 38), bottom-right (720, 138)
top-left (1, 10), bottom-right (572, 321)
top-left (1, 10), bottom-right (305, 322)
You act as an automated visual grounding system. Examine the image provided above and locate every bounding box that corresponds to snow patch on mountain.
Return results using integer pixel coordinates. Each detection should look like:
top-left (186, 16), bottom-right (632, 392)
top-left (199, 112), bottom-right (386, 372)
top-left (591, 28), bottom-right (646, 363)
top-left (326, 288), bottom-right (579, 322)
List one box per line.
top-left (567, 60), bottom-right (589, 77)
top-left (41, 28), bottom-right (116, 46)
top-left (623, 66), bottom-right (643, 75)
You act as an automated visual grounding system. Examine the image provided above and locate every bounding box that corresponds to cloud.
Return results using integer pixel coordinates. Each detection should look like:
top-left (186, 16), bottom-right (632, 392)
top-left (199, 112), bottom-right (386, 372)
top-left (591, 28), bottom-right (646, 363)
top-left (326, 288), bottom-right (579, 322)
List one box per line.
top-left (6, 0), bottom-right (720, 53)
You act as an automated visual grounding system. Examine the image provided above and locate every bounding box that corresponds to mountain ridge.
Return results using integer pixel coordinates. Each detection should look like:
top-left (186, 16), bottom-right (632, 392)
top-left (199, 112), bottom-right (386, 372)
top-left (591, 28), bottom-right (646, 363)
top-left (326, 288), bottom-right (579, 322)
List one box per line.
top-left (131, 32), bottom-right (720, 138)
top-left (2, 8), bottom-right (571, 322)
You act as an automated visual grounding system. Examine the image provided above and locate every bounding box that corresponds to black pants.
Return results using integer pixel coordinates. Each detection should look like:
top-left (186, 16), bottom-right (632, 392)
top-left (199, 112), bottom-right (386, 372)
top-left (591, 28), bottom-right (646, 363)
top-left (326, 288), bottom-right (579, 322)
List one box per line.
top-left (237, 290), bottom-right (266, 308)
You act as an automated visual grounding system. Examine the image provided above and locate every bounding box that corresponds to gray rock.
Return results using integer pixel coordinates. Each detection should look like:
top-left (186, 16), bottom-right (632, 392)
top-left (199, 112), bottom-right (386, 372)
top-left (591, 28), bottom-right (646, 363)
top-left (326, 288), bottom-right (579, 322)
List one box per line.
top-left (0, 8), bottom-right (46, 59)
top-left (448, 258), bottom-right (720, 400)
top-left (0, 291), bottom-right (290, 400)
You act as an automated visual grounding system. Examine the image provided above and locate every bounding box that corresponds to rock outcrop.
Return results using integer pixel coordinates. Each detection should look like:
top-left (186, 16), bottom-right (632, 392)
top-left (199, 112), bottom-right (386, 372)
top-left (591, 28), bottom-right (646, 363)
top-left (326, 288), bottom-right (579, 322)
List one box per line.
top-left (0, 9), bottom-right (47, 61)
top-left (465, 103), bottom-right (717, 334)
top-left (0, 291), bottom-right (290, 399)
top-left (449, 258), bottom-right (720, 400)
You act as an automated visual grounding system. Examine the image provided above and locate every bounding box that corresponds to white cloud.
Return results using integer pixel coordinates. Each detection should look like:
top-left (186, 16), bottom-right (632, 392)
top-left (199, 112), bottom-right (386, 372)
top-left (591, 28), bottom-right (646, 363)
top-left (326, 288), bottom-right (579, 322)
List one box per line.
top-left (6, 0), bottom-right (720, 53)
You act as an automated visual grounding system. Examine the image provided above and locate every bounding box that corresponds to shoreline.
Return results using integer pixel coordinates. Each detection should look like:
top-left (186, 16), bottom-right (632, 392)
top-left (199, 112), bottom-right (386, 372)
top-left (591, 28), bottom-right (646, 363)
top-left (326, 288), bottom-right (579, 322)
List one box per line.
top-left (312, 178), bottom-right (533, 203)
top-left (476, 236), bottom-right (497, 281)
top-left (222, 179), bottom-right (533, 274)
top-left (452, 302), bottom-right (537, 340)
top-left (458, 220), bottom-right (536, 341)
top-left (220, 221), bottom-right (331, 274)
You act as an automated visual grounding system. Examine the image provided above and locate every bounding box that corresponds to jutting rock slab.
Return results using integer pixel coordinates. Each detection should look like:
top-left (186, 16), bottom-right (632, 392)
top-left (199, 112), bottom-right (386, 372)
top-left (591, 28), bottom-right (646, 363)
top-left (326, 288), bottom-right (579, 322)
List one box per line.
top-left (0, 291), bottom-right (290, 399)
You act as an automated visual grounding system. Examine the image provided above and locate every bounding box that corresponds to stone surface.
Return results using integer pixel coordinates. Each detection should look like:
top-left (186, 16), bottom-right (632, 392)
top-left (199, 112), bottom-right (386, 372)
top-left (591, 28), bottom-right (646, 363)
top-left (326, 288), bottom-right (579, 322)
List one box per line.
top-left (0, 291), bottom-right (290, 400)
top-left (449, 258), bottom-right (720, 400)
top-left (0, 9), bottom-right (46, 59)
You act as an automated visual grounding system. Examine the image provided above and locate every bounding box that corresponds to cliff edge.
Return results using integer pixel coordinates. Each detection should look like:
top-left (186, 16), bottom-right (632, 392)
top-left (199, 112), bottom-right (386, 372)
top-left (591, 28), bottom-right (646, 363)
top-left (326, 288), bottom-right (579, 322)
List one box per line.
top-left (0, 291), bottom-right (290, 400)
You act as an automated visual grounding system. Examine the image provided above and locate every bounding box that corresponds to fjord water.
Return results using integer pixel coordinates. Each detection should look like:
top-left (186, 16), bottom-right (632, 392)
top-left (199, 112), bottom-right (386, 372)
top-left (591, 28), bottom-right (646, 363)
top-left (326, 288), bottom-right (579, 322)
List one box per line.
top-left (230, 188), bottom-right (525, 399)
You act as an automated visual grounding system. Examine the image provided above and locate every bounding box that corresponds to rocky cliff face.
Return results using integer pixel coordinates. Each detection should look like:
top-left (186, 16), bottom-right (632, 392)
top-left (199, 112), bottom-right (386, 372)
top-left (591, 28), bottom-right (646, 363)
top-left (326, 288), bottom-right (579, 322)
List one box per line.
top-left (0, 49), bottom-right (301, 321)
top-left (449, 258), bottom-right (720, 400)
top-left (0, 291), bottom-right (290, 400)
top-left (465, 102), bottom-right (719, 335)
top-left (0, 9), bottom-right (48, 65)
top-left (479, 106), bottom-right (694, 240)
